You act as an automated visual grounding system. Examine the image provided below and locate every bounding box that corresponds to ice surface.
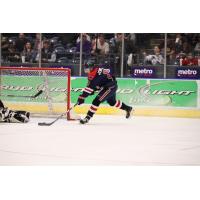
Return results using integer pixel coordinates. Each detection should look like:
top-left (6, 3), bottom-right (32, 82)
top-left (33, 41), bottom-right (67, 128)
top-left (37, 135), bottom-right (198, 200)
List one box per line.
top-left (0, 115), bottom-right (200, 165)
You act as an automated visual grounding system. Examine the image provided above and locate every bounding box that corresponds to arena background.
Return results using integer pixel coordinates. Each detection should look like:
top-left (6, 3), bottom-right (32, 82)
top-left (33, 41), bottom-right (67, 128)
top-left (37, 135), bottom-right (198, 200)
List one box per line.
top-left (1, 33), bottom-right (200, 118)
top-left (0, 1), bottom-right (200, 200)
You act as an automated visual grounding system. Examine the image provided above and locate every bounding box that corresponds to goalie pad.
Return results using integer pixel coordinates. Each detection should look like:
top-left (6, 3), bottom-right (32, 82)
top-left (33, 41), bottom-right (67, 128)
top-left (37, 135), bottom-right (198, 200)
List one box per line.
top-left (0, 107), bottom-right (30, 123)
top-left (0, 99), bottom-right (5, 108)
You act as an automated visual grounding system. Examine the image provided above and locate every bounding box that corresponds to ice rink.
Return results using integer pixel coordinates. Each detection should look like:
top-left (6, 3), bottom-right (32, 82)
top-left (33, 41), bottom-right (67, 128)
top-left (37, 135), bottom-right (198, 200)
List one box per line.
top-left (0, 115), bottom-right (200, 165)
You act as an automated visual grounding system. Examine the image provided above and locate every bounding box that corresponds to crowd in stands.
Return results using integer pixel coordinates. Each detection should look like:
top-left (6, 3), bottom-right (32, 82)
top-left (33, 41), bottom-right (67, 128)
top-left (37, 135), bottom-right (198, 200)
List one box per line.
top-left (1, 33), bottom-right (200, 67)
top-left (166, 33), bottom-right (200, 66)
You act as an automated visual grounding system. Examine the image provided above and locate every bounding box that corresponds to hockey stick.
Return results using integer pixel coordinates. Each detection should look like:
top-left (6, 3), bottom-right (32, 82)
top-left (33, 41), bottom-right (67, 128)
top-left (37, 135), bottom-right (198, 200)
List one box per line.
top-left (0, 90), bottom-right (43, 98)
top-left (38, 103), bottom-right (78, 126)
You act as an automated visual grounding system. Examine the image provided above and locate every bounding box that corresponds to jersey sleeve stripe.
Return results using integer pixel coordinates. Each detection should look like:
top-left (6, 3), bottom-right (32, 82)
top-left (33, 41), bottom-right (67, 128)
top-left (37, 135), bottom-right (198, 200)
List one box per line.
top-left (83, 87), bottom-right (94, 94)
top-left (85, 87), bottom-right (94, 92)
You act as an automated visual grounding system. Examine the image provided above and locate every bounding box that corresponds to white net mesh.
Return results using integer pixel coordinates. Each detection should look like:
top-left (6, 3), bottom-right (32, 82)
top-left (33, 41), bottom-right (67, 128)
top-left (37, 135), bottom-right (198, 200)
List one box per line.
top-left (0, 67), bottom-right (75, 119)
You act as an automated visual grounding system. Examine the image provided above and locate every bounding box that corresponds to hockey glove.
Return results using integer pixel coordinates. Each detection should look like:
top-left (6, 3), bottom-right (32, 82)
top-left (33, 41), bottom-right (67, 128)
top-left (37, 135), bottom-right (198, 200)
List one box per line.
top-left (77, 96), bottom-right (85, 105)
top-left (0, 107), bottom-right (10, 122)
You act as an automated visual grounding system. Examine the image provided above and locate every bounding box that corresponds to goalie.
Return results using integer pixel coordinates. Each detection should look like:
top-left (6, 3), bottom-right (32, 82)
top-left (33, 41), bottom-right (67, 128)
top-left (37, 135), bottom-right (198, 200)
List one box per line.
top-left (76, 62), bottom-right (133, 124)
top-left (0, 99), bottom-right (30, 123)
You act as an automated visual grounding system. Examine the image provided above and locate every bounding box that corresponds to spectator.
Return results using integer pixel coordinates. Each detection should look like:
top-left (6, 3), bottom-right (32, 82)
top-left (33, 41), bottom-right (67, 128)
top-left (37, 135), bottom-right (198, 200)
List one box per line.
top-left (194, 37), bottom-right (200, 52)
top-left (144, 45), bottom-right (164, 65)
top-left (36, 40), bottom-right (56, 63)
top-left (7, 42), bottom-right (21, 62)
top-left (21, 42), bottom-right (36, 63)
top-left (176, 52), bottom-right (186, 65)
top-left (114, 33), bottom-right (123, 54)
top-left (182, 41), bottom-right (192, 54)
top-left (127, 33), bottom-right (136, 46)
top-left (1, 36), bottom-right (9, 49)
top-left (33, 33), bottom-right (41, 50)
top-left (175, 34), bottom-right (183, 53)
top-left (76, 34), bottom-right (92, 54)
top-left (166, 40), bottom-right (176, 64)
top-left (1, 37), bottom-right (9, 61)
top-left (125, 34), bottom-right (137, 66)
top-left (15, 33), bottom-right (28, 53)
top-left (110, 33), bottom-right (124, 76)
top-left (91, 34), bottom-right (109, 55)
top-left (114, 33), bottom-right (136, 55)
top-left (76, 33), bottom-right (91, 43)
top-left (113, 33), bottom-right (137, 75)
top-left (180, 52), bottom-right (198, 66)
top-left (191, 34), bottom-right (199, 48)
top-left (60, 33), bottom-right (78, 47)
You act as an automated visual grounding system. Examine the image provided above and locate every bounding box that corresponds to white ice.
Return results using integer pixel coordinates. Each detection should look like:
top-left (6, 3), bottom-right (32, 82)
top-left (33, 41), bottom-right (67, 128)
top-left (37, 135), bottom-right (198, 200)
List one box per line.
top-left (0, 115), bottom-right (200, 165)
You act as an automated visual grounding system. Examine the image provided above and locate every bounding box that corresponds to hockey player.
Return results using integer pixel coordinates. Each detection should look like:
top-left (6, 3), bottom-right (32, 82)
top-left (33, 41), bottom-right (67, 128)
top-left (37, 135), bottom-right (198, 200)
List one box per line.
top-left (0, 99), bottom-right (30, 123)
top-left (76, 62), bottom-right (133, 124)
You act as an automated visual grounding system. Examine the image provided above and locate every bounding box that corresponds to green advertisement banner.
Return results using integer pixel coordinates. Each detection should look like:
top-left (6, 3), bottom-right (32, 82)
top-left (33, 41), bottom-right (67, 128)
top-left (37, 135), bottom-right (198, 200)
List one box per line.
top-left (71, 78), bottom-right (198, 107)
top-left (0, 75), bottom-right (198, 108)
top-left (0, 75), bottom-right (68, 103)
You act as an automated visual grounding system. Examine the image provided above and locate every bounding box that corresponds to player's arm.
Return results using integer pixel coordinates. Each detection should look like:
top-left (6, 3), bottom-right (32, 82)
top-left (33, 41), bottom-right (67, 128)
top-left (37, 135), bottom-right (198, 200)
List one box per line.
top-left (77, 82), bottom-right (95, 105)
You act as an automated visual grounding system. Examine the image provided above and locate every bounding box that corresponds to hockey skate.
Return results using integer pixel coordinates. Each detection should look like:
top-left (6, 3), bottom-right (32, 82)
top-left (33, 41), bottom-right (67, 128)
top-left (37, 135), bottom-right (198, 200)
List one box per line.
top-left (125, 106), bottom-right (133, 119)
top-left (18, 111), bottom-right (30, 123)
top-left (80, 116), bottom-right (90, 124)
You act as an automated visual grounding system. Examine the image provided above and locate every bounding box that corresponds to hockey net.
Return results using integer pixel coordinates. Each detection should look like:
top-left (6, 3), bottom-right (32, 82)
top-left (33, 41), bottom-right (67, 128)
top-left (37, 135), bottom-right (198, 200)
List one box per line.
top-left (0, 67), bottom-right (79, 120)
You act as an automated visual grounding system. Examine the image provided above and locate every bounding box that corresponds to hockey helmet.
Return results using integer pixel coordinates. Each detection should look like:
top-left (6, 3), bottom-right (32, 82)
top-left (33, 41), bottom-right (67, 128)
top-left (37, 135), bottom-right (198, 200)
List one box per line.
top-left (83, 59), bottom-right (97, 73)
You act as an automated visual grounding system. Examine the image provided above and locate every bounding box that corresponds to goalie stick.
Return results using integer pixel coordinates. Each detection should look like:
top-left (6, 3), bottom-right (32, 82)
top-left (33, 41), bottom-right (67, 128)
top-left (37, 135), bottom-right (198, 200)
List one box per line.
top-left (38, 103), bottom-right (78, 126)
top-left (0, 90), bottom-right (43, 98)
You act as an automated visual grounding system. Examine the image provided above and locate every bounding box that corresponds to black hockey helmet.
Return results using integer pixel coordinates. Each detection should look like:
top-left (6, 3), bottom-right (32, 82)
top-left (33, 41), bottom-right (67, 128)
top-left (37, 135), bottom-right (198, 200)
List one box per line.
top-left (83, 59), bottom-right (97, 73)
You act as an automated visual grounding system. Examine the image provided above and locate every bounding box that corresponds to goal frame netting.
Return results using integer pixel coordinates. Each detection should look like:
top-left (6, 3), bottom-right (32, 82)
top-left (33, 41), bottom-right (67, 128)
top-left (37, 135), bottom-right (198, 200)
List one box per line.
top-left (0, 66), bottom-right (73, 120)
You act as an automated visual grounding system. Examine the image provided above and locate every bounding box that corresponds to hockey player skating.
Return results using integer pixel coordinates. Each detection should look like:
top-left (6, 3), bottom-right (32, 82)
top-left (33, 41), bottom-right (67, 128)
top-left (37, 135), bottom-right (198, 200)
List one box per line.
top-left (76, 63), bottom-right (133, 124)
top-left (0, 99), bottom-right (30, 123)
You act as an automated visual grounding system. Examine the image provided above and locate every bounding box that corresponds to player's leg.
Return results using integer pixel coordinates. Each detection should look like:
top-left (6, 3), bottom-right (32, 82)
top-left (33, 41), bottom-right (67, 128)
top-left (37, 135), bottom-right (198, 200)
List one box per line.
top-left (106, 92), bottom-right (133, 119)
top-left (5, 110), bottom-right (30, 123)
top-left (80, 96), bottom-right (101, 124)
top-left (80, 87), bottom-right (113, 124)
top-left (13, 111), bottom-right (30, 123)
top-left (0, 108), bottom-right (30, 123)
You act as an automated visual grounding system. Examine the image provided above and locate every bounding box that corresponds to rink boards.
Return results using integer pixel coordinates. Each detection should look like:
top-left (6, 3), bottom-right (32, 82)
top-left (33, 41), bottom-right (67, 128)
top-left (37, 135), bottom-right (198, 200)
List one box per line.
top-left (72, 77), bottom-right (200, 118)
top-left (1, 76), bottom-right (200, 118)
top-left (3, 102), bottom-right (200, 118)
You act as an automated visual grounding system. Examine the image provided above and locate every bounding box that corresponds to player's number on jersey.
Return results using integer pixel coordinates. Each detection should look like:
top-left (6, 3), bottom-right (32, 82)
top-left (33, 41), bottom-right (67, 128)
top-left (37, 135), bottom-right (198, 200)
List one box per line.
top-left (97, 68), bottom-right (112, 79)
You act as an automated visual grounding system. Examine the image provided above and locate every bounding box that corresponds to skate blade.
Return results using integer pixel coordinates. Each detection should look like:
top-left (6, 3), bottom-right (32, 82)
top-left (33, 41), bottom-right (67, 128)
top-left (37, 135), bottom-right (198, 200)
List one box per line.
top-left (127, 109), bottom-right (134, 119)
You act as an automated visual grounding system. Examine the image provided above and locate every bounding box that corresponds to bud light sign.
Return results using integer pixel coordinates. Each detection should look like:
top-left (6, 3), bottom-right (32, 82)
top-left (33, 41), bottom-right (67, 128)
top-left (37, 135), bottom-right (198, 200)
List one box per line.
top-left (131, 67), bottom-right (156, 78)
top-left (176, 67), bottom-right (200, 79)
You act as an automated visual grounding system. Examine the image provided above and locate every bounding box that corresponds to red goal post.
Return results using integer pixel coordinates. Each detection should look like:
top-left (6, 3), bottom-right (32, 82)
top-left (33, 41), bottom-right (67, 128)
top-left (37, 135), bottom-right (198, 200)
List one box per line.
top-left (0, 66), bottom-right (76, 120)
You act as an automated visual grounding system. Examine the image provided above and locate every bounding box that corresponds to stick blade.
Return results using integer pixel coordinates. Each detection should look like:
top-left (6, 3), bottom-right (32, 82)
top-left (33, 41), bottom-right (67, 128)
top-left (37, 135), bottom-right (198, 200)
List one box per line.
top-left (34, 90), bottom-right (43, 98)
top-left (38, 122), bottom-right (52, 126)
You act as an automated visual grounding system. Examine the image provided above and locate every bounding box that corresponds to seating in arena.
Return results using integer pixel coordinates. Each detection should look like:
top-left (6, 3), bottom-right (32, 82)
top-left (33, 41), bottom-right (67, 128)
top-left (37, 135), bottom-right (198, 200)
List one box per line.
top-left (1, 33), bottom-right (200, 77)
